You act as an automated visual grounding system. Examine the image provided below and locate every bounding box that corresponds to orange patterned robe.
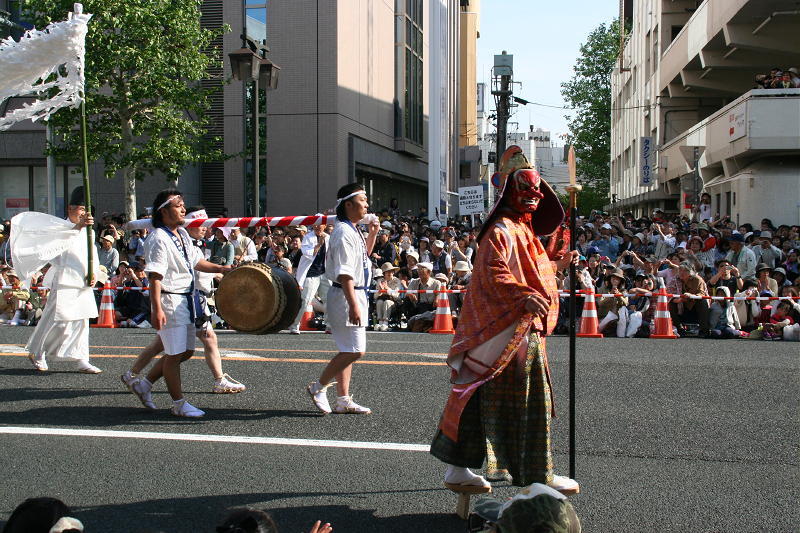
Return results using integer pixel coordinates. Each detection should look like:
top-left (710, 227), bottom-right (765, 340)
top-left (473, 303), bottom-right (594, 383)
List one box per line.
top-left (437, 212), bottom-right (560, 442)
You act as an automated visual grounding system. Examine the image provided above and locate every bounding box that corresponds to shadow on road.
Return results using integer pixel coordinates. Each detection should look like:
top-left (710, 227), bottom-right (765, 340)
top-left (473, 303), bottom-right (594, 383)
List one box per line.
top-left (56, 490), bottom-right (464, 533)
top-left (0, 406), bottom-right (320, 427)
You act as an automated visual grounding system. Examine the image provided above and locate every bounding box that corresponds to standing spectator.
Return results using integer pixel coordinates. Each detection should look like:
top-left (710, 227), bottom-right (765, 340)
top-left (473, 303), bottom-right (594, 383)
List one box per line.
top-left (288, 222), bottom-right (328, 335)
top-left (450, 234), bottom-right (473, 268)
top-left (286, 234), bottom-right (303, 271)
top-left (96, 234), bottom-right (120, 274)
top-left (695, 192), bottom-right (713, 222)
top-left (725, 233), bottom-right (757, 280)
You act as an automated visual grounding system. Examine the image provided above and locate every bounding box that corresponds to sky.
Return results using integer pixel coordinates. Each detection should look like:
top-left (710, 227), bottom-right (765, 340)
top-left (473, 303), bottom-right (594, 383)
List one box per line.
top-left (476, 0), bottom-right (618, 143)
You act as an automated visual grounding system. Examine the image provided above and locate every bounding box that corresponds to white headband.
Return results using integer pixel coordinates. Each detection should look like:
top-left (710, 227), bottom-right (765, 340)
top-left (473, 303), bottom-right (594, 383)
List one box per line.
top-left (157, 195), bottom-right (181, 212)
top-left (335, 190), bottom-right (365, 206)
top-left (185, 209), bottom-right (207, 220)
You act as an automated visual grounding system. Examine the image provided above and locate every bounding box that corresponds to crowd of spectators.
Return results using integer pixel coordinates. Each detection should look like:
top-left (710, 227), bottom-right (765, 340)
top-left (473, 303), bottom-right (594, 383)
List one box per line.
top-left (1, 195), bottom-right (799, 340)
top-left (754, 67), bottom-right (800, 89)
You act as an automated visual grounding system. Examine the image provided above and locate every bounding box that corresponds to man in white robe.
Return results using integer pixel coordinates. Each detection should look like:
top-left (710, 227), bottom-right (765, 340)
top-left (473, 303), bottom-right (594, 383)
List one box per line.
top-left (11, 187), bottom-right (103, 373)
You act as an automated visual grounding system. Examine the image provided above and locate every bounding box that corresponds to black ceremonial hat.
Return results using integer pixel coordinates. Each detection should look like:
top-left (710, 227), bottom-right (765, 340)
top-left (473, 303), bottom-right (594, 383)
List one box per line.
top-left (69, 186), bottom-right (86, 207)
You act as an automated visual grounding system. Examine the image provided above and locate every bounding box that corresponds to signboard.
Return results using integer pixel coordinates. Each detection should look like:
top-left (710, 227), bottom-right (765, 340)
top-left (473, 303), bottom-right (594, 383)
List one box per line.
top-left (639, 136), bottom-right (654, 186)
top-left (458, 186), bottom-right (484, 215)
top-left (477, 83), bottom-right (485, 113)
top-left (728, 106), bottom-right (746, 141)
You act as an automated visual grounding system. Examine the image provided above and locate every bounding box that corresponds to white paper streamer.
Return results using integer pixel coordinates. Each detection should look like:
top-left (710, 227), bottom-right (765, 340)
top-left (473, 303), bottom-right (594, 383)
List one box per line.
top-left (0, 8), bottom-right (92, 130)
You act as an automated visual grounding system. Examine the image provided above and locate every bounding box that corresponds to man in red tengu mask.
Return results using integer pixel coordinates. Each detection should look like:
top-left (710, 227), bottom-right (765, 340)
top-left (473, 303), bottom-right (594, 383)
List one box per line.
top-left (430, 146), bottom-right (580, 495)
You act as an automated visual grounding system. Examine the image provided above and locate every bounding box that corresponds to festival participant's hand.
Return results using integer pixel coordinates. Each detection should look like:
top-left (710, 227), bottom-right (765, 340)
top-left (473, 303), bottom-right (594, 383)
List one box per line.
top-left (348, 305), bottom-right (361, 326)
top-left (309, 521), bottom-right (333, 533)
top-left (555, 250), bottom-right (579, 271)
top-left (152, 308), bottom-right (166, 330)
top-left (525, 293), bottom-right (550, 318)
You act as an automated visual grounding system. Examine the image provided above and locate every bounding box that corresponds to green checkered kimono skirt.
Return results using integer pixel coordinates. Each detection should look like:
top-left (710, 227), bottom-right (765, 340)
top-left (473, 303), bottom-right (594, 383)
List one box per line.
top-left (430, 332), bottom-right (553, 487)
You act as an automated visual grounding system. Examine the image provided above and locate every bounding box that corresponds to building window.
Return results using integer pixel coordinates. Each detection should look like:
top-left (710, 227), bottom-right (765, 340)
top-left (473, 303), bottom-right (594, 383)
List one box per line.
top-left (0, 165), bottom-right (83, 219)
top-left (396, 0), bottom-right (423, 146)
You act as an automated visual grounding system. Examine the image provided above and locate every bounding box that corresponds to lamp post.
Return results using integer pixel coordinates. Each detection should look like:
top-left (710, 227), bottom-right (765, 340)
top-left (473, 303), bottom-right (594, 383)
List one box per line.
top-left (229, 37), bottom-right (280, 217)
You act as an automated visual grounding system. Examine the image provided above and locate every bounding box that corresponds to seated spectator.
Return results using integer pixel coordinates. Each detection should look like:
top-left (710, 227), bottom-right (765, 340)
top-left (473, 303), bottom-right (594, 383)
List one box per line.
top-left (429, 239), bottom-right (452, 277)
top-left (753, 233), bottom-right (783, 268)
top-left (595, 268), bottom-right (628, 337)
top-left (725, 233), bottom-right (757, 280)
top-left (209, 228), bottom-right (235, 265)
top-left (762, 301), bottom-right (796, 340)
top-left (708, 286), bottom-right (742, 338)
top-left (2, 497), bottom-right (75, 533)
top-left (403, 262), bottom-right (441, 331)
top-left (96, 234), bottom-right (120, 274)
top-left (449, 260), bottom-right (472, 316)
top-left (782, 249), bottom-right (798, 282)
top-left (115, 262), bottom-right (151, 328)
top-left (370, 230), bottom-right (396, 266)
top-left (624, 273), bottom-right (655, 337)
top-left (0, 269), bottom-right (30, 326)
top-left (669, 261), bottom-right (710, 337)
top-left (374, 262), bottom-right (404, 331)
top-left (755, 263), bottom-right (778, 295)
top-left (709, 258), bottom-right (743, 294)
top-left (230, 227), bottom-right (258, 263)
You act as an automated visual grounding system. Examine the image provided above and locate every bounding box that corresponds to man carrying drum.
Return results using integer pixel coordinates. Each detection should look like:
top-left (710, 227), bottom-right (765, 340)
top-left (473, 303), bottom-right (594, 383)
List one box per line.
top-left (122, 190), bottom-right (233, 417)
top-left (306, 183), bottom-right (379, 414)
top-left (121, 205), bottom-right (245, 409)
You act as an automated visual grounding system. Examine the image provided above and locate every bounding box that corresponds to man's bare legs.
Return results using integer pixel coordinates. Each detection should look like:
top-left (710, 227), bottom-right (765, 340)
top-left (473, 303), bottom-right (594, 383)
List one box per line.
top-left (319, 352), bottom-right (362, 397)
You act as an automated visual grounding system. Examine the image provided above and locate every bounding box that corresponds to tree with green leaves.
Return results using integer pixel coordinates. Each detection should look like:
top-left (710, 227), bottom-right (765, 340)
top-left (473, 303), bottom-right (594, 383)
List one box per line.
top-left (24, 0), bottom-right (228, 222)
top-left (560, 19), bottom-right (621, 213)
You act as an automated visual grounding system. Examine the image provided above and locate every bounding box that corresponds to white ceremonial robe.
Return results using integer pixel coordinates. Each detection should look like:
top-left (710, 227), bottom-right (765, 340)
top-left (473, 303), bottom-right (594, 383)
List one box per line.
top-left (11, 212), bottom-right (101, 362)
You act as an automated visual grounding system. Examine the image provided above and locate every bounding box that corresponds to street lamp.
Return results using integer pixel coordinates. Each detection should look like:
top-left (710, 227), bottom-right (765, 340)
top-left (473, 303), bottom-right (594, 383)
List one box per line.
top-left (229, 37), bottom-right (281, 217)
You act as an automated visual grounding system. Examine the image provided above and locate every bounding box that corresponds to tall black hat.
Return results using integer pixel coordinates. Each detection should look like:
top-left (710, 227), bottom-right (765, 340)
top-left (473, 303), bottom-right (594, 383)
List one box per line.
top-left (69, 186), bottom-right (86, 207)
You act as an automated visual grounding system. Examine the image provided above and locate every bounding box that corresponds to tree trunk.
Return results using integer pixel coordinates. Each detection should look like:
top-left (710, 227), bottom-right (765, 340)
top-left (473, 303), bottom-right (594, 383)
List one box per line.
top-left (121, 116), bottom-right (137, 223)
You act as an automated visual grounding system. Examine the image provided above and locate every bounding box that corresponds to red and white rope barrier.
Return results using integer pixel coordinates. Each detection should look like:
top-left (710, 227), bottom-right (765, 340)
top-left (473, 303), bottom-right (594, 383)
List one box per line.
top-left (125, 215), bottom-right (332, 231)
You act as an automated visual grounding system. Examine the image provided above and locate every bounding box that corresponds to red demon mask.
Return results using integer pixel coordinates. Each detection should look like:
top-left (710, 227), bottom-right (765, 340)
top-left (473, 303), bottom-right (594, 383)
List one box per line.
top-left (507, 169), bottom-right (545, 213)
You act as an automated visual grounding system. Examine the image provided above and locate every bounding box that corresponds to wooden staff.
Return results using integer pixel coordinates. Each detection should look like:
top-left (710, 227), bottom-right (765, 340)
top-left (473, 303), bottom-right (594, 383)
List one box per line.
top-left (564, 145), bottom-right (582, 480)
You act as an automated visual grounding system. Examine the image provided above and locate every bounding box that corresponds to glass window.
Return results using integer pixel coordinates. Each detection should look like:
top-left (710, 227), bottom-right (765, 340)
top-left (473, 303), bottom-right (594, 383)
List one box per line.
top-left (33, 166), bottom-right (49, 213)
top-left (0, 167), bottom-right (29, 219)
top-left (245, 5), bottom-right (267, 44)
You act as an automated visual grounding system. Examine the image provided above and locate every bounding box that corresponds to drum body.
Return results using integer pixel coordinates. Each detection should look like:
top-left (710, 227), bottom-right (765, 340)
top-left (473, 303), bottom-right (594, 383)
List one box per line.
top-left (215, 262), bottom-right (302, 334)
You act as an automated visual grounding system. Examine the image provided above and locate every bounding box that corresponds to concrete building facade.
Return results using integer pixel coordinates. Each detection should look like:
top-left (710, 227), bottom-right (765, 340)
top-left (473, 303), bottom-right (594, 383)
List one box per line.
top-left (610, 0), bottom-right (800, 225)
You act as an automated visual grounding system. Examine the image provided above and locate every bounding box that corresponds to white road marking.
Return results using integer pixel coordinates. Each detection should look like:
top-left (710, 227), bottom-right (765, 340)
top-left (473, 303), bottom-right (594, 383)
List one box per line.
top-left (218, 349), bottom-right (262, 359)
top-left (0, 426), bottom-right (430, 452)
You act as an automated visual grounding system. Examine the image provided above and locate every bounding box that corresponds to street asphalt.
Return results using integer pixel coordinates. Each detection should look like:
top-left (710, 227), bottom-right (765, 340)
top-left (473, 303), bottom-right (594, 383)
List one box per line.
top-left (0, 327), bottom-right (796, 532)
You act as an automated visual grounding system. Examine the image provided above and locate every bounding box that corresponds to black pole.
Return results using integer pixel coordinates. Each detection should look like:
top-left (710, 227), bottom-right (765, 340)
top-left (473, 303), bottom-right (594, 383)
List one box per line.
top-left (80, 97), bottom-right (93, 287)
top-left (568, 202), bottom-right (577, 480)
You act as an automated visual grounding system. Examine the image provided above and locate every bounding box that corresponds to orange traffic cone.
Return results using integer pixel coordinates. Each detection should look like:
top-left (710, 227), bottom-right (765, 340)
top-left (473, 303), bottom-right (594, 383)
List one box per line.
top-left (91, 282), bottom-right (118, 328)
top-left (299, 303), bottom-right (316, 331)
top-left (429, 290), bottom-right (456, 334)
top-left (576, 287), bottom-right (603, 338)
top-left (650, 286), bottom-right (678, 339)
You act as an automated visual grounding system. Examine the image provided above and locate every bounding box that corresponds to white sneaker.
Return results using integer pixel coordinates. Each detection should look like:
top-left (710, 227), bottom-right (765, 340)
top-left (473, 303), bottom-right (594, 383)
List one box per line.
top-left (548, 474), bottom-right (580, 495)
top-left (213, 374), bottom-right (246, 394)
top-left (28, 353), bottom-right (47, 372)
top-left (131, 378), bottom-right (157, 410)
top-left (120, 371), bottom-right (137, 391)
top-left (135, 320), bottom-right (151, 329)
top-left (333, 395), bottom-right (372, 414)
top-left (171, 399), bottom-right (205, 417)
top-left (77, 362), bottom-right (103, 374)
top-left (306, 381), bottom-right (334, 414)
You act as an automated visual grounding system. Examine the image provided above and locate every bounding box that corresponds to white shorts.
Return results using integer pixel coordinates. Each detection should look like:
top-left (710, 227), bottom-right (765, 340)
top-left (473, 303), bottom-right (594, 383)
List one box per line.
top-left (331, 325), bottom-right (366, 353)
top-left (158, 324), bottom-right (196, 355)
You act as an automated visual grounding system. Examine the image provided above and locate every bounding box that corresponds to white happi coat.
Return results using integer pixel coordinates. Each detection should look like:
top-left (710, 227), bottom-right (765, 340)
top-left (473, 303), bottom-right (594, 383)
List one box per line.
top-left (11, 212), bottom-right (102, 361)
top-left (325, 220), bottom-right (371, 330)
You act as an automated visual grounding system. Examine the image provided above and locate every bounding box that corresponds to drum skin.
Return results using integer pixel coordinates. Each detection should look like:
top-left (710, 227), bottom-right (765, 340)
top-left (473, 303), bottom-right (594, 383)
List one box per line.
top-left (215, 262), bottom-right (302, 334)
